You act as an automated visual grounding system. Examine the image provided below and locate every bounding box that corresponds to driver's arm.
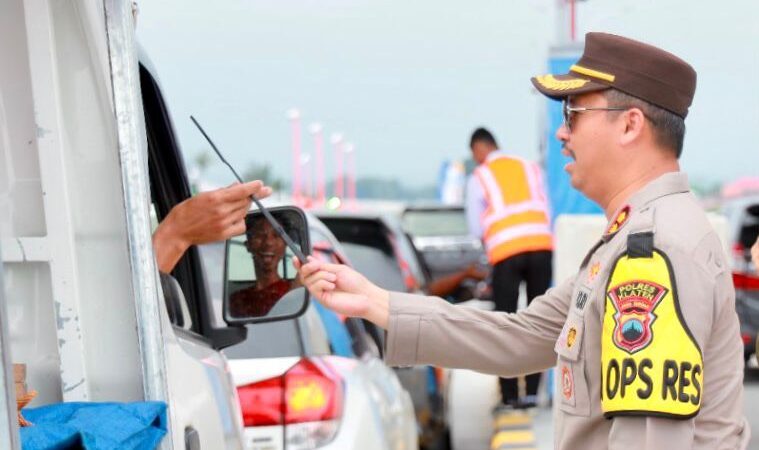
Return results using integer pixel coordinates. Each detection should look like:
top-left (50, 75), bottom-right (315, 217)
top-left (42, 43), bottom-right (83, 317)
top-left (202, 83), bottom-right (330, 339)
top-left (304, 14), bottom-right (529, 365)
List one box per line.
top-left (152, 181), bottom-right (270, 272)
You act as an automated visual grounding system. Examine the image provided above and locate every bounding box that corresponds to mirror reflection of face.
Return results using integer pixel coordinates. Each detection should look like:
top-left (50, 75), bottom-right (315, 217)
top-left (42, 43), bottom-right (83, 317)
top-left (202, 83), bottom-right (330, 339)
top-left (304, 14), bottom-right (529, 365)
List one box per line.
top-left (246, 217), bottom-right (287, 278)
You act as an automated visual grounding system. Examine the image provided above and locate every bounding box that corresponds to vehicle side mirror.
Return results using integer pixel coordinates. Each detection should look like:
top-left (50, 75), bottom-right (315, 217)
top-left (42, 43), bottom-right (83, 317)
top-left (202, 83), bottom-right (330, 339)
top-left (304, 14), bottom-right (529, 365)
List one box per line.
top-left (223, 206), bottom-right (310, 325)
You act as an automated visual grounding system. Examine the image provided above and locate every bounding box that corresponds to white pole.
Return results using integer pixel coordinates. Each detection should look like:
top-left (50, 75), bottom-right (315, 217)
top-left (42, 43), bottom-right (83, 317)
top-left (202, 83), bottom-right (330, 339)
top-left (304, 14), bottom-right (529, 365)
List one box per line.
top-left (330, 133), bottom-right (344, 198)
top-left (308, 123), bottom-right (325, 205)
top-left (287, 108), bottom-right (302, 205)
top-left (344, 143), bottom-right (356, 209)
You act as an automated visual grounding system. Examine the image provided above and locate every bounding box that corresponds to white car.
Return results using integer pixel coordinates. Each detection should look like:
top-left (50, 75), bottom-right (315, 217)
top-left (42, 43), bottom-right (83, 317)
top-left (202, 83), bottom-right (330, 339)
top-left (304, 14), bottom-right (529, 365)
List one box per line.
top-left (221, 214), bottom-right (417, 450)
top-left (317, 208), bottom-right (504, 450)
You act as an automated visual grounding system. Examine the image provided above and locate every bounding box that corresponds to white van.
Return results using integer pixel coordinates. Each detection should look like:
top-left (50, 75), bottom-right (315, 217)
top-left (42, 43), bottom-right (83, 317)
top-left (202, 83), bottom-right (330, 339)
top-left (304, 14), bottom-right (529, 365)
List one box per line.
top-left (0, 1), bottom-right (308, 448)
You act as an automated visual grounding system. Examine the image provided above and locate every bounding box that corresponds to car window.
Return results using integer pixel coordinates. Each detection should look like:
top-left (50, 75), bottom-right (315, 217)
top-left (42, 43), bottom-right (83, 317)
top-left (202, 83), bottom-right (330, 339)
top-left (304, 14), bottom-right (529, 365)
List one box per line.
top-left (402, 209), bottom-right (469, 237)
top-left (318, 217), bottom-right (413, 292)
top-left (300, 304), bottom-right (332, 356)
top-left (142, 64), bottom-right (206, 335)
top-left (313, 301), bottom-right (355, 358)
top-left (198, 242), bottom-right (226, 327)
top-left (389, 228), bottom-right (428, 289)
top-left (345, 317), bottom-right (381, 359)
top-left (341, 242), bottom-right (407, 292)
top-left (311, 227), bottom-right (343, 264)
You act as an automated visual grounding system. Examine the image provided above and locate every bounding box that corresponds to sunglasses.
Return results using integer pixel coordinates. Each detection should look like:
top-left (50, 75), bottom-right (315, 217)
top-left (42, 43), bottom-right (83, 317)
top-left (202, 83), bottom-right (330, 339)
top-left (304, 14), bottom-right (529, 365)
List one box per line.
top-left (562, 100), bottom-right (629, 131)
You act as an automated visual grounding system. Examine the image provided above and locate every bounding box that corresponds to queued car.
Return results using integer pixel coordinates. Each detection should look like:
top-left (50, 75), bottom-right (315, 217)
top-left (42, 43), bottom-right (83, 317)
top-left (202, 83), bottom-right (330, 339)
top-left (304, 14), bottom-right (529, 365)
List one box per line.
top-left (314, 210), bottom-right (450, 450)
top-left (722, 195), bottom-right (759, 362)
top-left (198, 211), bottom-right (417, 450)
top-left (401, 204), bottom-right (489, 302)
top-left (400, 204), bottom-right (497, 449)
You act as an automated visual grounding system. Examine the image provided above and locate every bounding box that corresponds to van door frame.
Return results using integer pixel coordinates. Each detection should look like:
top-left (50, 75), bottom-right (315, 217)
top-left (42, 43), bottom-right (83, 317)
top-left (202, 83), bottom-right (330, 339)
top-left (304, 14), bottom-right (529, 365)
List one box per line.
top-left (0, 241), bottom-right (20, 449)
top-left (139, 61), bottom-right (247, 350)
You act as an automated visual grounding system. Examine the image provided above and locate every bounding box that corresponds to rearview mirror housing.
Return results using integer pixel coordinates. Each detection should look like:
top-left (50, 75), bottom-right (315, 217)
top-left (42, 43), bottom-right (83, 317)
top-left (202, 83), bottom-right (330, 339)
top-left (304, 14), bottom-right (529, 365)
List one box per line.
top-left (223, 206), bottom-right (310, 325)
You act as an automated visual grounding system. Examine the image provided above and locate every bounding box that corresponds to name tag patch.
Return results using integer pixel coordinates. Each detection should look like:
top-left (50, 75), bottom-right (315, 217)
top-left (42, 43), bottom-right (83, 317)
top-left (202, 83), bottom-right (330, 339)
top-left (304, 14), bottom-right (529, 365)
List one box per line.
top-left (574, 286), bottom-right (591, 311)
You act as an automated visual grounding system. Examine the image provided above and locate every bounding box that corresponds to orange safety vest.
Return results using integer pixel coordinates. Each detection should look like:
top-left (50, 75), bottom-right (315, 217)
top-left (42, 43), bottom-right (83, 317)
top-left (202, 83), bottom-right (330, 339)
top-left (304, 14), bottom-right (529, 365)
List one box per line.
top-left (474, 154), bottom-right (553, 265)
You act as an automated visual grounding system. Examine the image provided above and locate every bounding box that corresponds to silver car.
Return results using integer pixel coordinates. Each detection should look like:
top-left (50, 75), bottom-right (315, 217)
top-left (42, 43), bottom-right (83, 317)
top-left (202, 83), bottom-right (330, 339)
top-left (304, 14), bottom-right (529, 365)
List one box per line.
top-left (216, 214), bottom-right (417, 450)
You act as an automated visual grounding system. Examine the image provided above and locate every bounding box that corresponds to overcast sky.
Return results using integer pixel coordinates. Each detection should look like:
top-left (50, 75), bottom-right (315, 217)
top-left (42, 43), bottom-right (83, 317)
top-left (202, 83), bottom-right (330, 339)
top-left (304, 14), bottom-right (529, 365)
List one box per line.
top-left (137, 0), bottom-right (759, 190)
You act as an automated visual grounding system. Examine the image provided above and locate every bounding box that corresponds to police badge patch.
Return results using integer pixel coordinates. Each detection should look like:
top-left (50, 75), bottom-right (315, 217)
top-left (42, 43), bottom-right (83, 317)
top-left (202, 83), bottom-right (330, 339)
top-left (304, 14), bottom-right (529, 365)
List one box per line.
top-left (607, 280), bottom-right (668, 354)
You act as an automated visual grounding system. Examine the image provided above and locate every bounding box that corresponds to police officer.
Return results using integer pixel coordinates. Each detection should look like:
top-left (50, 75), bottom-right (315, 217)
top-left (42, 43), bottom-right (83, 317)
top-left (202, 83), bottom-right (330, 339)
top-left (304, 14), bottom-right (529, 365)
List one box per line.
top-left (296, 33), bottom-right (750, 449)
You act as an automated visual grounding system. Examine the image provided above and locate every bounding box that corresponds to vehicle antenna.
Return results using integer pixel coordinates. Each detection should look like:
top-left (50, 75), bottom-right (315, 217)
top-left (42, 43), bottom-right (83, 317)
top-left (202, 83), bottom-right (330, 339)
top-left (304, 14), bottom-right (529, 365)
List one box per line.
top-left (190, 115), bottom-right (307, 262)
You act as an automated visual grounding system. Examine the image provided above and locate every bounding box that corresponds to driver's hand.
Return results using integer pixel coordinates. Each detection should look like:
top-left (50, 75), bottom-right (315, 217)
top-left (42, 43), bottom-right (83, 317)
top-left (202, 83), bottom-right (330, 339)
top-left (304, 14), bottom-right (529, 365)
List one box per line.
top-left (153, 180), bottom-right (271, 272)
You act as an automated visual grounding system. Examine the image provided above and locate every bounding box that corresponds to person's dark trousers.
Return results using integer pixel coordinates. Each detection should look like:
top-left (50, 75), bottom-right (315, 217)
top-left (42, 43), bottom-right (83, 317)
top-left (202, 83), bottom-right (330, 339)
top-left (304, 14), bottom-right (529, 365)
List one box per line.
top-left (491, 250), bottom-right (552, 406)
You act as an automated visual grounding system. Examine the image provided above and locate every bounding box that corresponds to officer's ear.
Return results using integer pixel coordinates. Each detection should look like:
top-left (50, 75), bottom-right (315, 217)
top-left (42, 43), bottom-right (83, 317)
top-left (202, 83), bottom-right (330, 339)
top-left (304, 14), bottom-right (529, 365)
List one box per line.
top-left (619, 107), bottom-right (646, 147)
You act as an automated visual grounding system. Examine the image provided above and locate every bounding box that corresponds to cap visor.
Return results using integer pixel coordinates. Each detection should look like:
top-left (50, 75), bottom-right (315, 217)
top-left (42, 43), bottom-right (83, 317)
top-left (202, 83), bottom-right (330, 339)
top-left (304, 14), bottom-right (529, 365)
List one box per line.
top-left (530, 73), bottom-right (609, 100)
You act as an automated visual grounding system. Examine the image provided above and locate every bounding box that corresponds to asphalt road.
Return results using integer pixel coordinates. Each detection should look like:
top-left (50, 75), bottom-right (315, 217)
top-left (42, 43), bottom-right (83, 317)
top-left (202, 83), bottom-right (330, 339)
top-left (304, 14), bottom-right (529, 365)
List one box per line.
top-left (744, 365), bottom-right (759, 449)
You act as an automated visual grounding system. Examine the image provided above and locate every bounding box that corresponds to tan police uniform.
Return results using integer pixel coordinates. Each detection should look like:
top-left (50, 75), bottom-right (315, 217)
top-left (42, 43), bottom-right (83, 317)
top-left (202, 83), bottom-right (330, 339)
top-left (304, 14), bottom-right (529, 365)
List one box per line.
top-left (384, 32), bottom-right (750, 449)
top-left (385, 172), bottom-right (749, 449)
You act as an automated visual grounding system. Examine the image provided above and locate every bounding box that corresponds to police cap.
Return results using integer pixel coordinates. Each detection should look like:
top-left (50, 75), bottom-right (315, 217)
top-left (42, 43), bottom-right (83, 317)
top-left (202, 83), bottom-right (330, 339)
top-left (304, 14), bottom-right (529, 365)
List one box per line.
top-left (531, 32), bottom-right (697, 118)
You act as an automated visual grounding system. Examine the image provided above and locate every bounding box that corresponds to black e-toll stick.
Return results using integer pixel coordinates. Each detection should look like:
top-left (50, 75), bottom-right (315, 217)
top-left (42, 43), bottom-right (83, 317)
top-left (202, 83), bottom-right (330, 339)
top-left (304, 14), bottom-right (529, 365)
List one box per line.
top-left (190, 115), bottom-right (308, 263)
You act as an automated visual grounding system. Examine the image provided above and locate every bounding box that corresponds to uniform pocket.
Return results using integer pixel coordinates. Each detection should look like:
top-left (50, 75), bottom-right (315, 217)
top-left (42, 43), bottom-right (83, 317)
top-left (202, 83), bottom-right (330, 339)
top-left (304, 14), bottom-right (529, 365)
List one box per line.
top-left (555, 310), bottom-right (591, 417)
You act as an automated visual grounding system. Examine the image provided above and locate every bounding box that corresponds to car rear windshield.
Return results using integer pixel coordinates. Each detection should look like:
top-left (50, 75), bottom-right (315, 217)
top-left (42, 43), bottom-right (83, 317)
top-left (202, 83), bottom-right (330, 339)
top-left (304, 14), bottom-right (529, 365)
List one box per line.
top-left (403, 209), bottom-right (468, 237)
top-left (319, 217), bottom-right (407, 291)
top-left (341, 242), bottom-right (407, 292)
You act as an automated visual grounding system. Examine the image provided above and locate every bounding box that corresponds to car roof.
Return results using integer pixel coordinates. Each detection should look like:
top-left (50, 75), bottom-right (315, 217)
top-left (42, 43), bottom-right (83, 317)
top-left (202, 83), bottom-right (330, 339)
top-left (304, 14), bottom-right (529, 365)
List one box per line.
top-left (313, 208), bottom-right (402, 228)
top-left (403, 201), bottom-right (464, 212)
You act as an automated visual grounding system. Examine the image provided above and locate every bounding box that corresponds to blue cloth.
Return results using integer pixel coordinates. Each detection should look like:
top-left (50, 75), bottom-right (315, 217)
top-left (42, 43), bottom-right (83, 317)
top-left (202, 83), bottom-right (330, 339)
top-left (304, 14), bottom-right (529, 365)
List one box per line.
top-left (20, 401), bottom-right (167, 450)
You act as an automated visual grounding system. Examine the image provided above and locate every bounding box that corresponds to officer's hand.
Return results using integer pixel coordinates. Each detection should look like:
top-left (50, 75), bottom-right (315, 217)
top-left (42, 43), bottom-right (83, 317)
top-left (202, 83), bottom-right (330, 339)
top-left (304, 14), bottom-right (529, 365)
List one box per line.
top-left (153, 180), bottom-right (272, 273)
top-left (751, 235), bottom-right (759, 273)
top-left (295, 256), bottom-right (390, 329)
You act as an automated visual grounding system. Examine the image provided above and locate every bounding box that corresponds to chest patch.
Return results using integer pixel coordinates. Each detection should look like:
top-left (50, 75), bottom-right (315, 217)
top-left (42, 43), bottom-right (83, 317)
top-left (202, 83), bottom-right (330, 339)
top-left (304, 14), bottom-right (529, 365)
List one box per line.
top-left (601, 249), bottom-right (703, 420)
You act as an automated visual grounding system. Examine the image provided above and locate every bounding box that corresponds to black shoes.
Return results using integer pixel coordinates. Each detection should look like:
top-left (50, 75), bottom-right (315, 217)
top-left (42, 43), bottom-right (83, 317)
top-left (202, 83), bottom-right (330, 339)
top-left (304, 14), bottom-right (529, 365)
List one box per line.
top-left (496, 395), bottom-right (537, 411)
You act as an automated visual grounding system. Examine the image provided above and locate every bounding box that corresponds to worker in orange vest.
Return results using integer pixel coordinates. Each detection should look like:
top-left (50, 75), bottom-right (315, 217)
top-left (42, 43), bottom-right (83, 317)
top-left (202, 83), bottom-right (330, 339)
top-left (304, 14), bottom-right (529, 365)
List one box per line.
top-left (465, 127), bottom-right (553, 409)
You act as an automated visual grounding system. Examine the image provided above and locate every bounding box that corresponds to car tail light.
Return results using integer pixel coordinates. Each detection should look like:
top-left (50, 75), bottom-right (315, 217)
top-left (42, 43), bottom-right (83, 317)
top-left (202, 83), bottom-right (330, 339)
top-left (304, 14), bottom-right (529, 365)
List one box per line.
top-left (237, 358), bottom-right (344, 449)
top-left (237, 377), bottom-right (283, 427)
top-left (741, 333), bottom-right (753, 346)
top-left (733, 272), bottom-right (759, 291)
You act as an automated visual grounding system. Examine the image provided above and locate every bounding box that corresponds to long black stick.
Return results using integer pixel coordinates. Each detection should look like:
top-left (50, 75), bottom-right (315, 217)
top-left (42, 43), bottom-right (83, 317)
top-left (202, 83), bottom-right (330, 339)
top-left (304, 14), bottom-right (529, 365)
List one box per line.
top-left (190, 115), bottom-right (307, 262)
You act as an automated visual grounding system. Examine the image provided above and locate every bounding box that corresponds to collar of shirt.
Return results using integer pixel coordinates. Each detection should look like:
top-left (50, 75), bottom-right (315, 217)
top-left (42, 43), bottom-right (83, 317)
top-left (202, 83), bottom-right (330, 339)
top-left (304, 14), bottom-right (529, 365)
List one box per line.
top-left (601, 172), bottom-right (689, 242)
top-left (483, 149), bottom-right (505, 163)
top-left (626, 171), bottom-right (690, 211)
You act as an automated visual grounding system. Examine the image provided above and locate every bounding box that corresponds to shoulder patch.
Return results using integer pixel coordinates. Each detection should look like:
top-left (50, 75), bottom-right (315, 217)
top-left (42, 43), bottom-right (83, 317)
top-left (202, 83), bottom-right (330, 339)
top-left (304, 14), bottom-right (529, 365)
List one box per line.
top-left (627, 232), bottom-right (654, 259)
top-left (601, 249), bottom-right (703, 420)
